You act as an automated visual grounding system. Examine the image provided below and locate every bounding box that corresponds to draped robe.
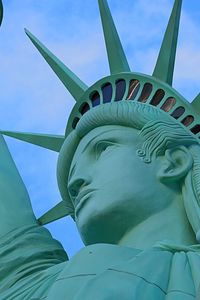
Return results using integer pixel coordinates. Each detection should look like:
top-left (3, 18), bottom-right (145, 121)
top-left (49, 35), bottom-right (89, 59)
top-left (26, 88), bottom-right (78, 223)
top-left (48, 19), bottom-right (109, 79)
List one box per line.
top-left (1, 225), bottom-right (200, 299)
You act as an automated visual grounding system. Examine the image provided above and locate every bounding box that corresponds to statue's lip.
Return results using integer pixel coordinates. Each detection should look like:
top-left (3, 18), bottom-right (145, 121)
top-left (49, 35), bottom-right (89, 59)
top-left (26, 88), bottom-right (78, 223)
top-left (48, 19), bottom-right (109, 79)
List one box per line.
top-left (75, 188), bottom-right (95, 213)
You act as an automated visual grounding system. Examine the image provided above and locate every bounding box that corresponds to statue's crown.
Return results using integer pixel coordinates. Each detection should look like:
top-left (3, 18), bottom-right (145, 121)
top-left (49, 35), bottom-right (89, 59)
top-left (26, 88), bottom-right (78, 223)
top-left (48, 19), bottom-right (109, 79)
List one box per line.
top-left (22, 0), bottom-right (200, 139)
top-left (2, 0), bottom-right (200, 224)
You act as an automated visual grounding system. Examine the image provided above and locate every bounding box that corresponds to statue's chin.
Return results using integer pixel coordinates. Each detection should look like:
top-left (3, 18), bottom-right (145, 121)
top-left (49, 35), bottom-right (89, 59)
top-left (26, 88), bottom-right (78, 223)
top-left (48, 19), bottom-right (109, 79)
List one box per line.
top-left (76, 210), bottom-right (126, 246)
top-left (76, 215), bottom-right (109, 246)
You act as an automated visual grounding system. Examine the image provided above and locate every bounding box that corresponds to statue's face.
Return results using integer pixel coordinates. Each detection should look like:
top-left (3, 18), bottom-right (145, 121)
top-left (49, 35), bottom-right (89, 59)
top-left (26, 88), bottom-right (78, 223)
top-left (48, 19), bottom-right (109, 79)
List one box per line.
top-left (68, 125), bottom-right (172, 245)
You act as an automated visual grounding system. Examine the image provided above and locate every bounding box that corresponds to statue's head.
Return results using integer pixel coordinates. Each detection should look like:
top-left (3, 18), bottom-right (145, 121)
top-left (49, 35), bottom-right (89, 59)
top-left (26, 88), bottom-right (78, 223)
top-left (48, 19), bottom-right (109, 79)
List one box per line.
top-left (2, 0), bottom-right (200, 245)
top-left (57, 99), bottom-right (200, 245)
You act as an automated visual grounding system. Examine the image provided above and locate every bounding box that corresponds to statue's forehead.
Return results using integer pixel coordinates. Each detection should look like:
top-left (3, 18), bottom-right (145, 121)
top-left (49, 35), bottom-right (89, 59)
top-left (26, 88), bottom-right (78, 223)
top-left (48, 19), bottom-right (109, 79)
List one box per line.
top-left (72, 125), bottom-right (139, 162)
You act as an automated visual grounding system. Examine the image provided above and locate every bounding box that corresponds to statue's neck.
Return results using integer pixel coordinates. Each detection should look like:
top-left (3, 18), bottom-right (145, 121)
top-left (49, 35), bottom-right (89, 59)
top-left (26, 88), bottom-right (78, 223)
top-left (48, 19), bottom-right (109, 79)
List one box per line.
top-left (0, 135), bottom-right (37, 238)
top-left (118, 195), bottom-right (197, 249)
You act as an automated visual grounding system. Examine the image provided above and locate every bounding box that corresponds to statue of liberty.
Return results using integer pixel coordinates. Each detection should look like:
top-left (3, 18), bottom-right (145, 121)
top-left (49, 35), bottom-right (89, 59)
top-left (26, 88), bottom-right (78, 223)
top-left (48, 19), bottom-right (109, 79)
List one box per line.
top-left (0, 0), bottom-right (200, 299)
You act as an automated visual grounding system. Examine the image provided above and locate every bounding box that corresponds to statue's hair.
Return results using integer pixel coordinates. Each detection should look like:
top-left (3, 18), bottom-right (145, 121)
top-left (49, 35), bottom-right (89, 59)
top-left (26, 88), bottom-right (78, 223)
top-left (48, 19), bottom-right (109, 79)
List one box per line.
top-left (75, 101), bottom-right (164, 137)
top-left (137, 119), bottom-right (200, 239)
top-left (137, 121), bottom-right (197, 162)
top-left (191, 147), bottom-right (200, 207)
top-left (58, 101), bottom-right (200, 239)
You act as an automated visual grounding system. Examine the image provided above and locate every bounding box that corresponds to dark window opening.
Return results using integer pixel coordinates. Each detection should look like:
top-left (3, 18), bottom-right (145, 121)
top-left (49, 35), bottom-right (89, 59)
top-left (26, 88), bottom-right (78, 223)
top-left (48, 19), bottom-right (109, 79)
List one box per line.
top-left (181, 115), bottom-right (194, 126)
top-left (150, 89), bottom-right (165, 106)
top-left (161, 97), bottom-right (176, 112)
top-left (191, 124), bottom-right (200, 134)
top-left (79, 102), bottom-right (90, 115)
top-left (171, 106), bottom-right (185, 119)
top-left (127, 80), bottom-right (140, 100)
top-left (138, 83), bottom-right (153, 103)
top-left (102, 83), bottom-right (113, 103)
top-left (90, 91), bottom-right (100, 107)
top-left (72, 117), bottom-right (80, 129)
top-left (115, 79), bottom-right (126, 101)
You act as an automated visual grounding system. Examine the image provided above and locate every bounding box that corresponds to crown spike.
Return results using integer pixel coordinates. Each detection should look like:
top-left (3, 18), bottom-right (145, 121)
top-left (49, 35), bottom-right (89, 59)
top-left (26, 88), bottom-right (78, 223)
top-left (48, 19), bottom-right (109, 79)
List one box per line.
top-left (25, 29), bottom-right (88, 102)
top-left (191, 93), bottom-right (200, 113)
top-left (98, 0), bottom-right (130, 74)
top-left (0, 131), bottom-right (65, 152)
top-left (153, 0), bottom-right (182, 86)
top-left (38, 200), bottom-right (73, 225)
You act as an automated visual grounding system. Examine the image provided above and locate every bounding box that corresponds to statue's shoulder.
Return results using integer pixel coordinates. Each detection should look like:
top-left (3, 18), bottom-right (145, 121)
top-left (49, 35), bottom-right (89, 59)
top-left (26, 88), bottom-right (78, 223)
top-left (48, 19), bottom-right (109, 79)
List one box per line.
top-left (46, 243), bottom-right (139, 299)
top-left (61, 243), bottom-right (140, 275)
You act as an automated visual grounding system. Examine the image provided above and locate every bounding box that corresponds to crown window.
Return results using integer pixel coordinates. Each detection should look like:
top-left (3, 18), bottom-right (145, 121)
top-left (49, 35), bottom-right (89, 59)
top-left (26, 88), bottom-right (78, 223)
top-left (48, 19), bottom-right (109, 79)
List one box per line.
top-left (161, 97), bottom-right (176, 112)
top-left (72, 117), bottom-right (80, 129)
top-left (90, 91), bottom-right (101, 107)
top-left (171, 106), bottom-right (185, 119)
top-left (182, 115), bottom-right (194, 126)
top-left (115, 79), bottom-right (126, 101)
top-left (127, 80), bottom-right (140, 100)
top-left (150, 89), bottom-right (165, 106)
top-left (102, 83), bottom-right (113, 103)
top-left (191, 124), bottom-right (200, 134)
top-left (138, 83), bottom-right (153, 103)
top-left (79, 102), bottom-right (90, 115)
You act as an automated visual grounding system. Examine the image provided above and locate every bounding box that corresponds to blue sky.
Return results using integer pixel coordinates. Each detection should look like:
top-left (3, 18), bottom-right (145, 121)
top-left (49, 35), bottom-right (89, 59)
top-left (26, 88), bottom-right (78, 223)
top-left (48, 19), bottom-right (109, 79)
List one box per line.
top-left (0, 0), bottom-right (200, 257)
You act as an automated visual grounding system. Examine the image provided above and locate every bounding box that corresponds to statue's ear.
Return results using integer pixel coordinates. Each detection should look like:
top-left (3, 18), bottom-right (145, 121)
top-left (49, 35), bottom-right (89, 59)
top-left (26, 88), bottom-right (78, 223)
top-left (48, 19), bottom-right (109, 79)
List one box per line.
top-left (157, 146), bottom-right (193, 183)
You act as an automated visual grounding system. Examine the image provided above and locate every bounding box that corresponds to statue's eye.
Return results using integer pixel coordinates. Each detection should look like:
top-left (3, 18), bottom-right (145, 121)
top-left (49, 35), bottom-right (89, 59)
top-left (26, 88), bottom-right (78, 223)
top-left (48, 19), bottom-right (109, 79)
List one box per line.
top-left (94, 141), bottom-right (115, 158)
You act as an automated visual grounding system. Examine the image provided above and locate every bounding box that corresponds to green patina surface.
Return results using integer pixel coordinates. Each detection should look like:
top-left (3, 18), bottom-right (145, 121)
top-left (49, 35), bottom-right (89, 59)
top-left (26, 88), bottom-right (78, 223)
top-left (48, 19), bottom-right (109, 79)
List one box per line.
top-left (0, 0), bottom-right (200, 299)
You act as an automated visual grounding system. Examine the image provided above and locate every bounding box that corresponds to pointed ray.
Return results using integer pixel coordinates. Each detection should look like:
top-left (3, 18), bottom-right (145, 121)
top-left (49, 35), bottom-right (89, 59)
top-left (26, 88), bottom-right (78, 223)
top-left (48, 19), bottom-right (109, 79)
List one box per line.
top-left (0, 131), bottom-right (65, 152)
top-left (98, 0), bottom-right (130, 74)
top-left (25, 29), bottom-right (88, 101)
top-left (38, 201), bottom-right (73, 225)
top-left (153, 0), bottom-right (182, 85)
top-left (191, 93), bottom-right (200, 113)
top-left (0, 135), bottom-right (37, 237)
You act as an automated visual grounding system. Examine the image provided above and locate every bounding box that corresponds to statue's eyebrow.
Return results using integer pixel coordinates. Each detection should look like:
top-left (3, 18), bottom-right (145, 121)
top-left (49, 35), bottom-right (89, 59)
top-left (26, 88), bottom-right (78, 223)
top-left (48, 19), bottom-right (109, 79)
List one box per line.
top-left (81, 128), bottom-right (119, 153)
